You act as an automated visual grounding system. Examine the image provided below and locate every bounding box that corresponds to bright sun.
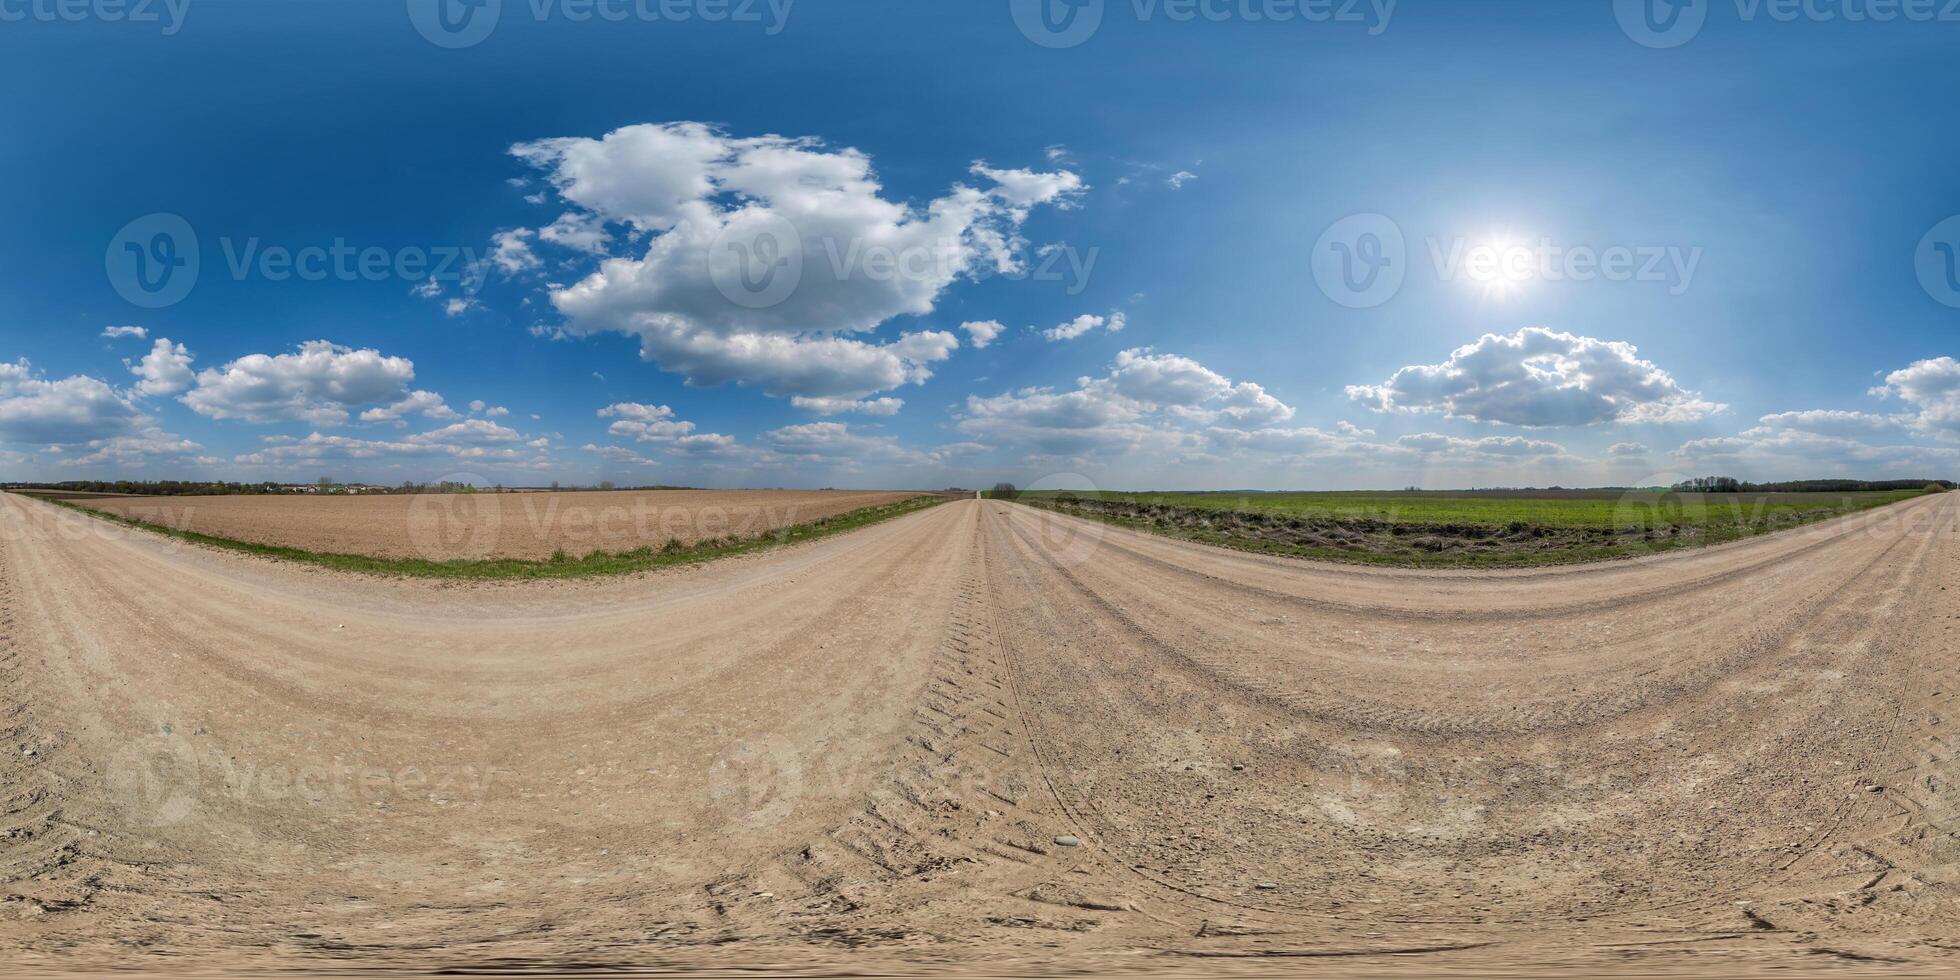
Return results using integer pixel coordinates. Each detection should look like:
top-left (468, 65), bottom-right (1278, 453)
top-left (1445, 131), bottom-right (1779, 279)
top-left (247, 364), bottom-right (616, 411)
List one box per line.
top-left (1460, 233), bottom-right (1537, 300)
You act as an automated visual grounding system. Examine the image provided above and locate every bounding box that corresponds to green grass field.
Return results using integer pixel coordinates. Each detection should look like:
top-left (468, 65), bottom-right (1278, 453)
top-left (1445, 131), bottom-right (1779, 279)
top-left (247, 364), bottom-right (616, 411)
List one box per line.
top-left (1014, 488), bottom-right (1931, 567)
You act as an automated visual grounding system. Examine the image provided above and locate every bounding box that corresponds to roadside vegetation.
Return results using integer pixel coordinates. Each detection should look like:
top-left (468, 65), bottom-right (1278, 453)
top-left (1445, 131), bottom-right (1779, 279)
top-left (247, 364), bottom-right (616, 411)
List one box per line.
top-left (23, 492), bottom-right (944, 581)
top-left (1012, 487), bottom-right (1935, 567)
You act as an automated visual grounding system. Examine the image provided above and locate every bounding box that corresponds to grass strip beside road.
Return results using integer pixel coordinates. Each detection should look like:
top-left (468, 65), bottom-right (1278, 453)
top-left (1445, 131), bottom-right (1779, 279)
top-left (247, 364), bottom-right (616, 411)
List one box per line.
top-left (1013, 489), bottom-right (1930, 568)
top-left (24, 492), bottom-right (946, 581)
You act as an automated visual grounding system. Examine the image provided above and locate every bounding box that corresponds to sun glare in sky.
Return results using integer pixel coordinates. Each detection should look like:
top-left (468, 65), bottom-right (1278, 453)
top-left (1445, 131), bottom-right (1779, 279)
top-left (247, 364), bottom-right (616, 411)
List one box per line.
top-left (1460, 232), bottom-right (1537, 300)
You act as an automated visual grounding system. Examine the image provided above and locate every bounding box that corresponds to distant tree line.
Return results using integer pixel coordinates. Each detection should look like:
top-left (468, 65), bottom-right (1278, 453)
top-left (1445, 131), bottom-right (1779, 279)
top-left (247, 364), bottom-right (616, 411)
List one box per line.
top-left (1671, 476), bottom-right (1953, 493)
top-left (4, 480), bottom-right (291, 496)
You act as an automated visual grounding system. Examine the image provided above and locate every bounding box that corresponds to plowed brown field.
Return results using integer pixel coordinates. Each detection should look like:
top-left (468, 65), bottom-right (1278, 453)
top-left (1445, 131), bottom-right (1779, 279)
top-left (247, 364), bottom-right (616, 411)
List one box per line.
top-left (55, 489), bottom-right (916, 561)
top-left (3, 491), bottom-right (1958, 977)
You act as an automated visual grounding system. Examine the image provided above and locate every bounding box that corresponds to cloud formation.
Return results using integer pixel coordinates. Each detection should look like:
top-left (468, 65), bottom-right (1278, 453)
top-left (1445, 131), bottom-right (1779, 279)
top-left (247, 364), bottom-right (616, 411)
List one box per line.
top-left (0, 360), bottom-right (143, 445)
top-left (789, 395), bottom-right (904, 416)
top-left (958, 348), bottom-right (1294, 456)
top-left (1347, 328), bottom-right (1724, 427)
top-left (1662, 356), bottom-right (1960, 478)
top-left (511, 122), bottom-right (1081, 400)
top-left (1871, 356), bottom-right (1960, 438)
top-left (599, 401), bottom-right (698, 442)
top-left (183, 341), bottom-right (421, 426)
top-left (960, 319), bottom-right (1005, 349)
top-left (1041, 311), bottom-right (1125, 342)
top-left (128, 338), bottom-right (195, 396)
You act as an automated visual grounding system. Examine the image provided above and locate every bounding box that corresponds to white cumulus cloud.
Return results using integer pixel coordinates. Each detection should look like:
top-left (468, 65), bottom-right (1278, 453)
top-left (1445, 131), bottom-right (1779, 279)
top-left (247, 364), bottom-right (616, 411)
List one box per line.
top-left (599, 401), bottom-right (698, 442)
top-left (1755, 409), bottom-right (1908, 437)
top-left (127, 337), bottom-right (195, 396)
top-left (360, 390), bottom-right (460, 425)
top-left (958, 348), bottom-right (1294, 456)
top-left (512, 122), bottom-right (1080, 400)
top-left (490, 228), bottom-right (540, 275)
top-left (1346, 327), bottom-right (1724, 427)
top-left (1871, 356), bottom-right (1960, 438)
top-left (1041, 311), bottom-right (1125, 342)
top-left (183, 340), bottom-right (421, 426)
top-left (0, 360), bottom-right (143, 445)
top-left (790, 395), bottom-right (904, 416)
top-left (960, 319), bottom-right (1005, 349)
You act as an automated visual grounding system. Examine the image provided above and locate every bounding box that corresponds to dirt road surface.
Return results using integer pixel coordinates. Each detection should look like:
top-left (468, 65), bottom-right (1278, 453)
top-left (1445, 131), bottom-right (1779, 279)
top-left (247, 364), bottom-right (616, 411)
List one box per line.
top-left (3, 491), bottom-right (1959, 976)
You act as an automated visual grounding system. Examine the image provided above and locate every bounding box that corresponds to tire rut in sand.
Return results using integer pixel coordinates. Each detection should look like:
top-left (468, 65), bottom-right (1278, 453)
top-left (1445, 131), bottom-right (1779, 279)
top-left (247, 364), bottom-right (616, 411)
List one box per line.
top-left (978, 495), bottom-right (1960, 954)
top-left (0, 514), bottom-right (123, 934)
top-left (0, 531), bottom-right (71, 920)
top-left (996, 499), bottom-right (1921, 742)
top-left (726, 510), bottom-right (1153, 943)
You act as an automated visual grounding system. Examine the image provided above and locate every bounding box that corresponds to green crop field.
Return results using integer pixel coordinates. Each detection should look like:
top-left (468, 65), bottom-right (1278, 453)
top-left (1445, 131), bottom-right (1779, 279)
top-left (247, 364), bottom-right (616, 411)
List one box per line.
top-left (1019, 488), bottom-right (1923, 528)
top-left (1013, 488), bottom-right (1932, 567)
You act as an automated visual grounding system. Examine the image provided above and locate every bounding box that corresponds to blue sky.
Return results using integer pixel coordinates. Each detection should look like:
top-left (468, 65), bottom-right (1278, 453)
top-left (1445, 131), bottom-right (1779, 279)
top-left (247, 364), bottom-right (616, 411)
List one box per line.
top-left (3, 0), bottom-right (1959, 489)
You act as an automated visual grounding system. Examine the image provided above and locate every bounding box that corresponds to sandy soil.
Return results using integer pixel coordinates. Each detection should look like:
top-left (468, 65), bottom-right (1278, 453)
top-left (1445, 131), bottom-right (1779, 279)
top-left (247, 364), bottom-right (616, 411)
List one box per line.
top-left (58, 489), bottom-right (916, 561)
top-left (2, 491), bottom-right (1958, 976)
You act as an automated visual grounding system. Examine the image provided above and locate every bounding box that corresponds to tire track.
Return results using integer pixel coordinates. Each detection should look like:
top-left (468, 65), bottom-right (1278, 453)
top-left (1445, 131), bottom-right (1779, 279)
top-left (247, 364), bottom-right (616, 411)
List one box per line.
top-left (977, 494), bottom-right (1960, 952)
